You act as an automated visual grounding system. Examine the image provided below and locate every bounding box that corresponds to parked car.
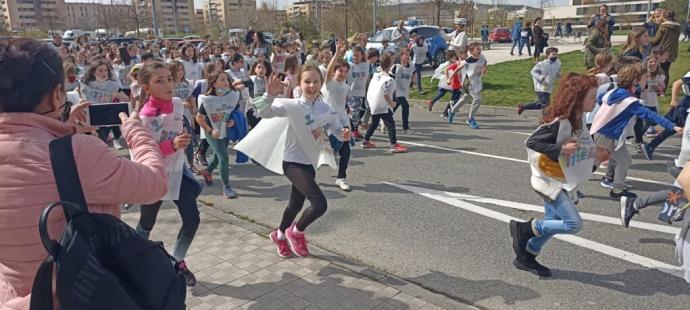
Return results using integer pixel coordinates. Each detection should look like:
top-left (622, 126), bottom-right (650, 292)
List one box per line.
top-left (489, 27), bottom-right (511, 43)
top-left (177, 39), bottom-right (205, 47)
top-left (366, 25), bottom-right (449, 68)
top-left (262, 32), bottom-right (274, 45)
top-left (105, 37), bottom-right (143, 47)
top-left (63, 29), bottom-right (84, 40)
top-left (183, 35), bottom-right (201, 40)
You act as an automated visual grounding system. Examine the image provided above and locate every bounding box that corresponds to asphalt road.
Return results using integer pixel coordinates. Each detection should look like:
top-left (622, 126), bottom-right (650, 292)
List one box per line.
top-left (196, 104), bottom-right (689, 310)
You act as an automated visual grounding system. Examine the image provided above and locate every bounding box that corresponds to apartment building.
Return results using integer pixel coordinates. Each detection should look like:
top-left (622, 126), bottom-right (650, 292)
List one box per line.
top-left (287, 0), bottom-right (333, 20)
top-left (64, 1), bottom-right (129, 31)
top-left (1, 0), bottom-right (66, 32)
top-left (544, 0), bottom-right (664, 29)
top-left (144, 0), bottom-right (195, 33)
top-left (205, 0), bottom-right (256, 29)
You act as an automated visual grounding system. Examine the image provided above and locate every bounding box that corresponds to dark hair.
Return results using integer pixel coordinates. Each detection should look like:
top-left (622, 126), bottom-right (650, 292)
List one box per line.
top-left (141, 52), bottom-right (155, 62)
top-left (181, 44), bottom-right (198, 63)
top-left (545, 47), bottom-right (559, 55)
top-left (214, 58), bottom-right (227, 71)
top-left (205, 71), bottom-right (235, 95)
top-left (445, 49), bottom-right (458, 60)
top-left (230, 53), bottom-right (243, 66)
top-left (534, 17), bottom-right (542, 24)
top-left (366, 48), bottom-right (379, 59)
top-left (82, 60), bottom-right (115, 85)
top-left (167, 60), bottom-right (185, 82)
top-left (138, 61), bottom-right (170, 101)
top-left (119, 46), bottom-right (133, 66)
top-left (284, 55), bottom-right (300, 74)
top-left (352, 46), bottom-right (365, 56)
top-left (664, 9), bottom-right (675, 21)
top-left (332, 59), bottom-right (350, 72)
top-left (250, 59), bottom-right (272, 76)
top-left (203, 63), bottom-right (217, 79)
top-left (0, 38), bottom-right (65, 113)
top-left (379, 53), bottom-right (393, 71)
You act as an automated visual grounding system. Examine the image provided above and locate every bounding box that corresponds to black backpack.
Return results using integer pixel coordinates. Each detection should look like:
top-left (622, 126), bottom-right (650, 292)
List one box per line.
top-left (29, 135), bottom-right (186, 310)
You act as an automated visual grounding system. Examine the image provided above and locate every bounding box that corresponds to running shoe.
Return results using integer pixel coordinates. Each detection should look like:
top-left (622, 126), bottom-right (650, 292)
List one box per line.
top-left (335, 178), bottom-right (352, 191)
top-left (176, 260), bottom-right (197, 287)
top-left (517, 104), bottom-right (525, 115)
top-left (642, 143), bottom-right (654, 160)
top-left (513, 253), bottom-right (552, 277)
top-left (200, 170), bottom-right (213, 185)
top-left (620, 196), bottom-right (639, 228)
top-left (467, 118), bottom-right (480, 129)
top-left (195, 152), bottom-right (209, 166)
top-left (403, 129), bottom-right (416, 135)
top-left (390, 143), bottom-right (408, 153)
top-left (113, 137), bottom-right (126, 150)
top-left (576, 190), bottom-right (586, 199)
top-left (631, 141), bottom-right (642, 153)
top-left (440, 113), bottom-right (448, 120)
top-left (600, 177), bottom-right (614, 189)
top-left (426, 100), bottom-right (433, 111)
top-left (609, 189), bottom-right (637, 199)
top-left (270, 230), bottom-right (292, 258)
top-left (285, 224), bottom-right (309, 257)
top-left (447, 111), bottom-right (455, 123)
top-left (352, 131), bottom-right (363, 140)
top-left (645, 127), bottom-right (658, 137)
top-left (223, 185), bottom-right (238, 199)
top-left (509, 219), bottom-right (534, 258)
top-left (362, 141), bottom-right (376, 148)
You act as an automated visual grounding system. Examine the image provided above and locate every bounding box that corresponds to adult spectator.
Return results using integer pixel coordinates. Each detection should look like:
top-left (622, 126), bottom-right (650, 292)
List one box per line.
top-left (650, 9), bottom-right (682, 88)
top-left (556, 21), bottom-right (563, 38)
top-left (246, 27), bottom-right (256, 46)
top-left (441, 18), bottom-right (468, 59)
top-left (644, 8), bottom-right (663, 38)
top-left (682, 19), bottom-right (690, 42)
top-left (481, 24), bottom-right (490, 42)
top-left (250, 31), bottom-right (271, 59)
top-left (565, 22), bottom-right (573, 38)
top-left (532, 17), bottom-right (547, 63)
top-left (327, 33), bottom-right (337, 55)
top-left (585, 19), bottom-right (609, 69)
top-left (49, 34), bottom-right (62, 53)
top-left (0, 38), bottom-right (167, 309)
top-left (587, 4), bottom-right (615, 40)
top-left (519, 21), bottom-right (533, 56)
top-left (510, 18), bottom-right (523, 56)
top-left (391, 21), bottom-right (410, 54)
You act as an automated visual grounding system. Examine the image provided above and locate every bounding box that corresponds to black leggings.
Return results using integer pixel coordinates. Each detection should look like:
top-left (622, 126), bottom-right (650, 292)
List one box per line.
top-left (97, 126), bottom-right (122, 142)
top-left (279, 161), bottom-right (327, 232)
top-left (337, 140), bottom-right (351, 179)
top-left (364, 111), bottom-right (397, 144)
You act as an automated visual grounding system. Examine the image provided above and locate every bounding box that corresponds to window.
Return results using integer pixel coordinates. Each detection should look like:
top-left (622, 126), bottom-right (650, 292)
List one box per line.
top-left (572, 0), bottom-right (581, 5)
top-left (576, 8), bottom-right (586, 15)
top-left (412, 27), bottom-right (440, 39)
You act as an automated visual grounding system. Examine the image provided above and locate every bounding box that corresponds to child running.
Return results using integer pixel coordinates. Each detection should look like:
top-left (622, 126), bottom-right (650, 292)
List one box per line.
top-left (135, 61), bottom-right (201, 286)
top-left (196, 71), bottom-right (243, 198)
top-left (426, 50), bottom-right (457, 112)
top-left (391, 48), bottom-right (416, 134)
top-left (362, 53), bottom-right (408, 153)
top-left (517, 47), bottom-right (562, 115)
top-left (238, 66), bottom-right (351, 258)
top-left (346, 46), bottom-right (370, 139)
top-left (323, 40), bottom-right (354, 191)
top-left (643, 71), bottom-right (690, 159)
top-left (510, 73), bottom-right (610, 277)
top-left (169, 61), bottom-right (197, 172)
top-left (448, 42), bottom-right (488, 128)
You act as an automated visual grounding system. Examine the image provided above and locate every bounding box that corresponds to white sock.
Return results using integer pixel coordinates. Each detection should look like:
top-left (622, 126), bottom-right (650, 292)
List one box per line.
top-left (276, 229), bottom-right (286, 240)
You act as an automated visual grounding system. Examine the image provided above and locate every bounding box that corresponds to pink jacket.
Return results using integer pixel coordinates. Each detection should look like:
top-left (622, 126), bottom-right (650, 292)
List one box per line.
top-left (0, 113), bottom-right (168, 310)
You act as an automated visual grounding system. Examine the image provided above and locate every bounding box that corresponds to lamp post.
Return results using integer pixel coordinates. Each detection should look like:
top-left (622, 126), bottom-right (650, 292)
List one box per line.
top-left (151, 0), bottom-right (160, 38)
top-left (372, 0), bottom-right (377, 36)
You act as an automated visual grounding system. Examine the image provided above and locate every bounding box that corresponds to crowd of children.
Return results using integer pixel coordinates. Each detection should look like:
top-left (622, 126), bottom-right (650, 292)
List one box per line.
top-left (38, 12), bottom-right (690, 285)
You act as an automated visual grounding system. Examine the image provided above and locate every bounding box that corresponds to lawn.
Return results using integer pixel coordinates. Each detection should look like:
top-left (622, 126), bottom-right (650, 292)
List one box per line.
top-left (410, 42), bottom-right (690, 112)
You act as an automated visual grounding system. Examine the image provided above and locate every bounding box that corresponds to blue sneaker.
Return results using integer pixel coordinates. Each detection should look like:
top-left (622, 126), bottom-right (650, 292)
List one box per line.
top-left (641, 143), bottom-right (654, 160)
top-left (448, 111), bottom-right (455, 123)
top-left (600, 177), bottom-right (614, 189)
top-left (467, 118), bottom-right (480, 129)
top-left (223, 185), bottom-right (238, 199)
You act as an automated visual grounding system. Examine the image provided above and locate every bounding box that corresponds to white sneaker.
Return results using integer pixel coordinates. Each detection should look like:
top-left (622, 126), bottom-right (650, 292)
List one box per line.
top-left (113, 137), bottom-right (126, 150)
top-left (335, 178), bottom-right (351, 191)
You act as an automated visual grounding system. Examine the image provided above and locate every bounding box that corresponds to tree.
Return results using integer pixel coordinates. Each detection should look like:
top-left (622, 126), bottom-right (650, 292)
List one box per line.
top-left (417, 0), bottom-right (459, 26)
top-left (456, 0), bottom-right (476, 35)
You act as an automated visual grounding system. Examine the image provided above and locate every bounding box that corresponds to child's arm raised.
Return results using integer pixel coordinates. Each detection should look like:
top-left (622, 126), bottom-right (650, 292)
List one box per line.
top-left (326, 40), bottom-right (345, 82)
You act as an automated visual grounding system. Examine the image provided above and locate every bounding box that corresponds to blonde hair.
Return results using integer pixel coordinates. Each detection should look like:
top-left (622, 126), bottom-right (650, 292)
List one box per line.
top-left (587, 52), bottom-right (614, 74)
top-left (617, 63), bottom-right (647, 89)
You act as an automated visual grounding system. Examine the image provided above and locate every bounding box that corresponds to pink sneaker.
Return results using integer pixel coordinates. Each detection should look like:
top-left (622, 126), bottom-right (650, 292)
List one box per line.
top-left (285, 224), bottom-right (309, 257)
top-left (270, 230), bottom-right (292, 258)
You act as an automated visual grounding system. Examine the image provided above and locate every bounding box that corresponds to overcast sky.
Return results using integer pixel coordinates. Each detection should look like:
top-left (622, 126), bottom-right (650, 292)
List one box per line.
top-left (66, 0), bottom-right (570, 13)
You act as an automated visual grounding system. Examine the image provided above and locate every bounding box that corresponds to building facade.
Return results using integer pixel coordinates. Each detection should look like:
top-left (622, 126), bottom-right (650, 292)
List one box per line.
top-left (193, 8), bottom-right (204, 33)
top-left (205, 0), bottom-right (256, 30)
top-left (544, 0), bottom-right (663, 29)
top-left (287, 0), bottom-right (333, 21)
top-left (64, 2), bottom-right (129, 32)
top-left (144, 0), bottom-right (195, 34)
top-left (1, 0), bottom-right (66, 32)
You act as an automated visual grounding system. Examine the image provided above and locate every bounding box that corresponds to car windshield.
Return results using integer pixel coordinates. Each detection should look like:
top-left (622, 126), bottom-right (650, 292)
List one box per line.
top-left (370, 30), bottom-right (392, 42)
top-left (411, 27), bottom-right (439, 39)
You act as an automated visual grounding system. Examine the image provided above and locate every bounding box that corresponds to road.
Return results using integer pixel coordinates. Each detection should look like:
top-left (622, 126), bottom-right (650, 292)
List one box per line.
top-left (197, 104), bottom-right (689, 310)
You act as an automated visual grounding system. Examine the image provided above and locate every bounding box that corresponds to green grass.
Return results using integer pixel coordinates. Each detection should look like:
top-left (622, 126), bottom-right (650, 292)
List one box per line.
top-left (411, 42), bottom-right (690, 112)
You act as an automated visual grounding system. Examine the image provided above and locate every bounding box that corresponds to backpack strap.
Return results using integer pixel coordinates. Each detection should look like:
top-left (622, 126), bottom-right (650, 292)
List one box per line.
top-left (29, 255), bottom-right (55, 310)
top-left (49, 135), bottom-right (87, 215)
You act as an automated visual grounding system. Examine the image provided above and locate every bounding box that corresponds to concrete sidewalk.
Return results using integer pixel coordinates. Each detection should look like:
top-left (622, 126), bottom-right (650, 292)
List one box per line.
top-left (122, 206), bottom-right (475, 310)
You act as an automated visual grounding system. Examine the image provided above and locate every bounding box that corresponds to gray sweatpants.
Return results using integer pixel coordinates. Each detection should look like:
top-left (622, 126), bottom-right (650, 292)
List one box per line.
top-left (450, 81), bottom-right (482, 120)
top-left (594, 134), bottom-right (631, 192)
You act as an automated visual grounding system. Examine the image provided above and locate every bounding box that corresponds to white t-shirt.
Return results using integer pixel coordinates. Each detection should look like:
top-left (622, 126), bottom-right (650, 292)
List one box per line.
top-left (79, 79), bottom-right (122, 103)
top-left (181, 60), bottom-right (204, 83)
top-left (367, 71), bottom-right (395, 115)
top-left (461, 54), bottom-right (488, 91)
top-left (322, 79), bottom-right (350, 127)
top-left (347, 61), bottom-right (370, 97)
top-left (391, 63), bottom-right (415, 98)
top-left (198, 92), bottom-right (240, 140)
top-left (641, 74), bottom-right (665, 108)
top-left (411, 43), bottom-right (429, 65)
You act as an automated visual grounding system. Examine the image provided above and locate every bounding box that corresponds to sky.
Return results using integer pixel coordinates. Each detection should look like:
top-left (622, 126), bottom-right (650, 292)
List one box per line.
top-left (66, 0), bottom-right (570, 13)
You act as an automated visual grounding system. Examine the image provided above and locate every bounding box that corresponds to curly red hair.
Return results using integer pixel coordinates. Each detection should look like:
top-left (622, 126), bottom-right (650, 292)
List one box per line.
top-left (543, 73), bottom-right (598, 132)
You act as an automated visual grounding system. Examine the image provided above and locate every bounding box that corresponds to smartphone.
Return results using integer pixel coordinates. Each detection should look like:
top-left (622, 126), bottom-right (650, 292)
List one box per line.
top-left (277, 73), bottom-right (286, 81)
top-left (87, 102), bottom-right (131, 127)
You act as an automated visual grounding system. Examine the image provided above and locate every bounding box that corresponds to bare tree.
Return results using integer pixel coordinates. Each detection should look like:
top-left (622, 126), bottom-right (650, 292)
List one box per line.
top-left (456, 0), bottom-right (476, 35)
top-left (124, 0), bottom-right (152, 37)
top-left (417, 0), bottom-right (459, 26)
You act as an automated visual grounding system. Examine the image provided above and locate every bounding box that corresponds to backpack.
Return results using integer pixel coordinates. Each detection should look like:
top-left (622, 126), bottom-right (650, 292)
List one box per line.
top-left (29, 135), bottom-right (186, 310)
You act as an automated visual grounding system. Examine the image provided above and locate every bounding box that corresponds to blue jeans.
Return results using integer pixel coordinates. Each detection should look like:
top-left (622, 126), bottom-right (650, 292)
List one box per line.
top-left (523, 92), bottom-right (551, 110)
top-left (430, 88), bottom-right (451, 107)
top-left (510, 39), bottom-right (519, 54)
top-left (648, 106), bottom-right (687, 150)
top-left (527, 191), bottom-right (583, 254)
top-left (519, 38), bottom-right (531, 56)
top-left (414, 64), bottom-right (423, 92)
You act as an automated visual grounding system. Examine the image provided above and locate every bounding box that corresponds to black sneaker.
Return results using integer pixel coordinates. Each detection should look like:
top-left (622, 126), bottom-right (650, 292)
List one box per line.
top-left (195, 152), bottom-right (209, 166)
top-left (641, 143), bottom-right (654, 160)
top-left (620, 196), bottom-right (639, 228)
top-left (576, 190), bottom-right (586, 199)
top-left (513, 253), bottom-right (552, 277)
top-left (176, 260), bottom-right (197, 287)
top-left (510, 219), bottom-right (535, 257)
top-left (609, 189), bottom-right (637, 199)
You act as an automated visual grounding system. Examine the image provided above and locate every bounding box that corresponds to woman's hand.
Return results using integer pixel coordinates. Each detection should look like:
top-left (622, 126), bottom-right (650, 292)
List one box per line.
top-left (173, 130), bottom-right (192, 150)
top-left (561, 139), bottom-right (578, 156)
top-left (70, 100), bottom-right (98, 133)
top-left (211, 129), bottom-right (220, 139)
top-left (341, 128), bottom-right (351, 141)
top-left (266, 73), bottom-right (284, 97)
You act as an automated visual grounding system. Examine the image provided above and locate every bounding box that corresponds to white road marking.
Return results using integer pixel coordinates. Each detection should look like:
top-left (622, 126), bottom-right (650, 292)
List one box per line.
top-left (508, 131), bottom-right (532, 136)
top-left (375, 138), bottom-right (674, 187)
top-left (385, 182), bottom-right (684, 277)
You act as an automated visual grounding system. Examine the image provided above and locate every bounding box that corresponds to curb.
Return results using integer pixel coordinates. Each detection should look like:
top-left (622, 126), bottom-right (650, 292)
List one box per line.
top-left (200, 205), bottom-right (480, 310)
